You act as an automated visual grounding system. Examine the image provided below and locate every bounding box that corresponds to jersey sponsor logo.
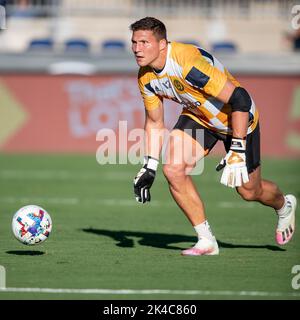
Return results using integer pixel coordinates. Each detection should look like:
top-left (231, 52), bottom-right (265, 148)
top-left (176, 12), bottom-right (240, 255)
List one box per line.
top-left (154, 85), bottom-right (161, 92)
top-left (173, 79), bottom-right (184, 91)
top-left (162, 78), bottom-right (172, 90)
top-left (150, 78), bottom-right (174, 98)
top-left (180, 97), bottom-right (201, 116)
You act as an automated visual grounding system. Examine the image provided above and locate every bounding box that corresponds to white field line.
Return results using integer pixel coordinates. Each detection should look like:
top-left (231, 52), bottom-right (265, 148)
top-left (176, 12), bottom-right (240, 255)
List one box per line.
top-left (2, 169), bottom-right (298, 183)
top-left (0, 287), bottom-right (300, 297)
top-left (0, 169), bottom-right (213, 182)
top-left (0, 170), bottom-right (171, 182)
top-left (219, 201), bottom-right (256, 208)
top-left (0, 196), bottom-right (79, 205)
top-left (0, 196), bottom-right (257, 208)
top-left (0, 169), bottom-right (133, 181)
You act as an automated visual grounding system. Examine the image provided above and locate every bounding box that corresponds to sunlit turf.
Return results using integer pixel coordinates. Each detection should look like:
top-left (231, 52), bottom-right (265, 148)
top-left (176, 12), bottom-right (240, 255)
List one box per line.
top-left (0, 154), bottom-right (299, 300)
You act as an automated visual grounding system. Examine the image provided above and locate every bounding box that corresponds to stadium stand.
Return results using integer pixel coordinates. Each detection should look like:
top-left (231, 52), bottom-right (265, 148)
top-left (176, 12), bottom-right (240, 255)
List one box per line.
top-left (101, 39), bottom-right (126, 52)
top-left (27, 37), bottom-right (54, 51)
top-left (0, 0), bottom-right (297, 54)
top-left (64, 38), bottom-right (90, 53)
top-left (211, 41), bottom-right (238, 53)
top-left (177, 40), bottom-right (201, 47)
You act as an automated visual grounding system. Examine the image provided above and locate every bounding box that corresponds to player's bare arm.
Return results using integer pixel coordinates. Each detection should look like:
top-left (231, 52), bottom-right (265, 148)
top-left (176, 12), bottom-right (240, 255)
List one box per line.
top-left (144, 101), bottom-right (165, 160)
top-left (217, 79), bottom-right (249, 139)
top-left (133, 101), bottom-right (164, 203)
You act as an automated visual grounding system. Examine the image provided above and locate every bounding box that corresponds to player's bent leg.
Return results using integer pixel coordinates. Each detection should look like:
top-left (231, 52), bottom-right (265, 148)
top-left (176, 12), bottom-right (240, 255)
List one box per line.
top-left (163, 129), bottom-right (206, 226)
top-left (235, 167), bottom-right (263, 202)
top-left (236, 166), bottom-right (297, 245)
top-left (163, 129), bottom-right (219, 256)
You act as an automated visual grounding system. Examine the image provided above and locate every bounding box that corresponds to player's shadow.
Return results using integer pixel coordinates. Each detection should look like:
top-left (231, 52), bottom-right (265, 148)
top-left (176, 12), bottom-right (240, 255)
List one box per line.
top-left (6, 250), bottom-right (45, 256)
top-left (82, 228), bottom-right (285, 252)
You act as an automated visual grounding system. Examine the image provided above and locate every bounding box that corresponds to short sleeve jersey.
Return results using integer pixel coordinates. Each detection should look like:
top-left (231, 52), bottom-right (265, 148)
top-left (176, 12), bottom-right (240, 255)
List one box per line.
top-left (138, 42), bottom-right (258, 135)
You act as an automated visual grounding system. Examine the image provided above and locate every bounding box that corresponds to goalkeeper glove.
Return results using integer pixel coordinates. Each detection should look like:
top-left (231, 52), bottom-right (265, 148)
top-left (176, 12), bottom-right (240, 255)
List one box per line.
top-left (133, 156), bottom-right (159, 203)
top-left (216, 137), bottom-right (249, 188)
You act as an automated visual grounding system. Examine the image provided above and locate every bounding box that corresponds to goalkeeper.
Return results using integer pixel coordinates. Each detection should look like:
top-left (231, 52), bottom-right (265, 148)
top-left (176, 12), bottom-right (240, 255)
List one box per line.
top-left (131, 17), bottom-right (297, 256)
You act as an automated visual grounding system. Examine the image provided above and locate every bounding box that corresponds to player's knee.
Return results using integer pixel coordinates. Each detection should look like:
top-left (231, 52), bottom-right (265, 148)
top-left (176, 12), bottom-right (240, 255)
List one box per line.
top-left (237, 187), bottom-right (260, 202)
top-left (163, 163), bottom-right (186, 182)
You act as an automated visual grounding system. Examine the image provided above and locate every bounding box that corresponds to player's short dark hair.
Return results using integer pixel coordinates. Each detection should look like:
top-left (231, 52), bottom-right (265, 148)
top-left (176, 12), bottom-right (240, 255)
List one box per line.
top-left (130, 17), bottom-right (167, 41)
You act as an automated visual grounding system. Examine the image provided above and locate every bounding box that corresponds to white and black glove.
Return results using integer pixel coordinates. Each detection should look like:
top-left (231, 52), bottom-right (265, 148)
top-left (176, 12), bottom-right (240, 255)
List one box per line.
top-left (216, 137), bottom-right (249, 188)
top-left (133, 156), bottom-right (159, 203)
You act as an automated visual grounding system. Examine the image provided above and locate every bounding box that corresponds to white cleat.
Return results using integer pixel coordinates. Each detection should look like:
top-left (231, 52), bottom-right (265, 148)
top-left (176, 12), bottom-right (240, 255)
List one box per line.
top-left (276, 194), bottom-right (297, 245)
top-left (181, 236), bottom-right (219, 256)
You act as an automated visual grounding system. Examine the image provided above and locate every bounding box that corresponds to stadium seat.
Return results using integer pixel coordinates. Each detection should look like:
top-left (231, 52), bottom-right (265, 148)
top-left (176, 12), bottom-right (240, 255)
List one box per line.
top-left (177, 40), bottom-right (201, 47)
top-left (64, 38), bottom-right (90, 53)
top-left (211, 41), bottom-right (237, 53)
top-left (27, 38), bottom-right (54, 51)
top-left (101, 39), bottom-right (126, 52)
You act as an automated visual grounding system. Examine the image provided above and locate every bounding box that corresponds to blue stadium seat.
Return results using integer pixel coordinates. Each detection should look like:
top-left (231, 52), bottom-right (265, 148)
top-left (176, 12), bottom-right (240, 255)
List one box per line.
top-left (64, 38), bottom-right (90, 53)
top-left (211, 41), bottom-right (237, 53)
top-left (177, 40), bottom-right (201, 47)
top-left (27, 38), bottom-right (54, 51)
top-left (101, 39), bottom-right (126, 52)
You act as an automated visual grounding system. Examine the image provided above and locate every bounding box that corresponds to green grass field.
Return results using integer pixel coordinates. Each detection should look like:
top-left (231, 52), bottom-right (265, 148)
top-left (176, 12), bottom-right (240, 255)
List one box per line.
top-left (0, 154), bottom-right (299, 300)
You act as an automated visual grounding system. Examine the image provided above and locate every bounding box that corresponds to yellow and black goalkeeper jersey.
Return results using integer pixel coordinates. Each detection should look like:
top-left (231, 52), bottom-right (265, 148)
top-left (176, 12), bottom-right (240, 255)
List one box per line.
top-left (138, 42), bottom-right (258, 135)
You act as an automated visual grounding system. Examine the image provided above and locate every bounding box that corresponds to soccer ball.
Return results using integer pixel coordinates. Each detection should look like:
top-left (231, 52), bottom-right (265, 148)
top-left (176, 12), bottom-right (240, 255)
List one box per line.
top-left (12, 205), bottom-right (52, 245)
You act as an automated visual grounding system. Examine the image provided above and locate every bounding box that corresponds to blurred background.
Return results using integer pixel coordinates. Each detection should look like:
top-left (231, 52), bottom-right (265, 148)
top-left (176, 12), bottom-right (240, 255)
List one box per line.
top-left (0, 0), bottom-right (299, 157)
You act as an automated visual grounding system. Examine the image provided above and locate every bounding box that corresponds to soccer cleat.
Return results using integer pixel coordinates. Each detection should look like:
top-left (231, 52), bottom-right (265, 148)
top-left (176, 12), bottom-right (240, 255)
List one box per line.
top-left (276, 194), bottom-right (297, 245)
top-left (181, 236), bottom-right (219, 256)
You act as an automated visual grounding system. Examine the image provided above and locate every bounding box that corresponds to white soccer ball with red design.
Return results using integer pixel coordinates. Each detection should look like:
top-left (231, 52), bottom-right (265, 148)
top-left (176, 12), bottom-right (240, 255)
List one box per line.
top-left (12, 205), bottom-right (52, 245)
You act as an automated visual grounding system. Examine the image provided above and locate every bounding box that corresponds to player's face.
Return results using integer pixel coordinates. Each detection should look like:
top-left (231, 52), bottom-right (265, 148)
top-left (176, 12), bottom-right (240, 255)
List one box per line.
top-left (131, 30), bottom-right (163, 67)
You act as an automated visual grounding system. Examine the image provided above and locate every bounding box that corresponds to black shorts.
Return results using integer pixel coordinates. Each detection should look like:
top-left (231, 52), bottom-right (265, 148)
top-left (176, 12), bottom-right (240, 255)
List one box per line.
top-left (173, 115), bottom-right (260, 174)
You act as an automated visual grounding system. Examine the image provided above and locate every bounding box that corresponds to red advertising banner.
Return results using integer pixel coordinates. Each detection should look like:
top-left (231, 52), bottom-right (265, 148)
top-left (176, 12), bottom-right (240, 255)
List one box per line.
top-left (0, 74), bottom-right (299, 157)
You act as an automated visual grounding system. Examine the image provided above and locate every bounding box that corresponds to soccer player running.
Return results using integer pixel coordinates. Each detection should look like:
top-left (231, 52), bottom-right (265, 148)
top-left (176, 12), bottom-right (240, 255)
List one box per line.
top-left (131, 17), bottom-right (297, 256)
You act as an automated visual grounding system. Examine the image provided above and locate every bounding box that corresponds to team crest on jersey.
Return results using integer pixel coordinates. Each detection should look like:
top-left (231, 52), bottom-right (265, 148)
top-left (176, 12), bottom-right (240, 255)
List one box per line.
top-left (173, 79), bottom-right (184, 92)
